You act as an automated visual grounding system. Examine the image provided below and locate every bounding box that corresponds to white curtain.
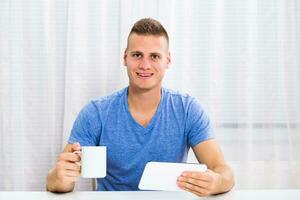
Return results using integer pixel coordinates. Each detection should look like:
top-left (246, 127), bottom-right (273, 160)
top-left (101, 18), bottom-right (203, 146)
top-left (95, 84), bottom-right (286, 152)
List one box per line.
top-left (0, 0), bottom-right (299, 191)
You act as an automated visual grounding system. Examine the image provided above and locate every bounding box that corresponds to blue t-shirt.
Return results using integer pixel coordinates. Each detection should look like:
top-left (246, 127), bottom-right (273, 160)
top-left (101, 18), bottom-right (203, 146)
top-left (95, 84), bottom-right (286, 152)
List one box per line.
top-left (68, 87), bottom-right (214, 191)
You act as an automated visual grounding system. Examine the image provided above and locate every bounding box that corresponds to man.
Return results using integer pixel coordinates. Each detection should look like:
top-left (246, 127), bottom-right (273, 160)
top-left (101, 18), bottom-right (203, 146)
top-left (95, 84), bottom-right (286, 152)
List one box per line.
top-left (46, 18), bottom-right (234, 197)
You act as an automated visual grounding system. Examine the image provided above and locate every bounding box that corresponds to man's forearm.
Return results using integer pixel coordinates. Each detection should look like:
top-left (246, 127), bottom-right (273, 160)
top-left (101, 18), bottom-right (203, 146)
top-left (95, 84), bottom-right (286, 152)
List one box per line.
top-left (212, 164), bottom-right (235, 194)
top-left (46, 168), bottom-right (75, 193)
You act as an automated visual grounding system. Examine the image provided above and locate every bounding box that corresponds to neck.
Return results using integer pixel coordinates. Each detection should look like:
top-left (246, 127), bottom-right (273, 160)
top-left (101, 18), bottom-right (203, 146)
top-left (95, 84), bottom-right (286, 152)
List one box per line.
top-left (127, 86), bottom-right (161, 113)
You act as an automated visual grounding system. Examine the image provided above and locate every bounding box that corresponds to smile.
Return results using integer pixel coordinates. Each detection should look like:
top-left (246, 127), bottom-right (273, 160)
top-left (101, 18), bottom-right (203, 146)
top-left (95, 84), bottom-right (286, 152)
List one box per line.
top-left (136, 72), bottom-right (154, 78)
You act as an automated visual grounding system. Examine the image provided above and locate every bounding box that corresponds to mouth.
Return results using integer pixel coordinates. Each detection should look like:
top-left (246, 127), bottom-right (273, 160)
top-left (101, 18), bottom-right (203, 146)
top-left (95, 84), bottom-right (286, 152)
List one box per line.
top-left (136, 72), bottom-right (154, 78)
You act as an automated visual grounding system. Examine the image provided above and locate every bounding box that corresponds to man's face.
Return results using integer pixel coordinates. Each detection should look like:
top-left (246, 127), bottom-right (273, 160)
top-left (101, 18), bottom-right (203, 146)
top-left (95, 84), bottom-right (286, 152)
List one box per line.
top-left (123, 33), bottom-right (171, 91)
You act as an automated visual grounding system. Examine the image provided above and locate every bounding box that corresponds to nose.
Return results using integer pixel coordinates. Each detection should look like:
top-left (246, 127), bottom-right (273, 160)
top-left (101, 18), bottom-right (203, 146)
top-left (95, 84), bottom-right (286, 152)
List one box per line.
top-left (138, 57), bottom-right (151, 70)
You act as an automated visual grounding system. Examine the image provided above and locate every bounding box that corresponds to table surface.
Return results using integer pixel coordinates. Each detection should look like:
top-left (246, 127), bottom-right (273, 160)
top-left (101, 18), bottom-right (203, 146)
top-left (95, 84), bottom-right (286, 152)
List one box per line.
top-left (0, 190), bottom-right (300, 200)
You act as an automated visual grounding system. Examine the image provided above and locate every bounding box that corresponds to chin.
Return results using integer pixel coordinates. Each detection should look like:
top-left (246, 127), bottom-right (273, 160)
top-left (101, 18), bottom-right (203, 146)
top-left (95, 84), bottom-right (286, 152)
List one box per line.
top-left (129, 83), bottom-right (155, 91)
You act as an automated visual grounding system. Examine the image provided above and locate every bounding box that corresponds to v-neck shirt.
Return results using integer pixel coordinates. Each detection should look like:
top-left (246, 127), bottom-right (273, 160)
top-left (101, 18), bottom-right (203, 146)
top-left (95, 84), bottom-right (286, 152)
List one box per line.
top-left (68, 87), bottom-right (214, 191)
top-left (123, 87), bottom-right (164, 133)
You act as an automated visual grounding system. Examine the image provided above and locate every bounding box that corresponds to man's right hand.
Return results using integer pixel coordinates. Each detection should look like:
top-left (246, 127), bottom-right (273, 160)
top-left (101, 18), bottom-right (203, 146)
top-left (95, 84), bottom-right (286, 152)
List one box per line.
top-left (46, 142), bottom-right (81, 192)
top-left (55, 142), bottom-right (81, 183)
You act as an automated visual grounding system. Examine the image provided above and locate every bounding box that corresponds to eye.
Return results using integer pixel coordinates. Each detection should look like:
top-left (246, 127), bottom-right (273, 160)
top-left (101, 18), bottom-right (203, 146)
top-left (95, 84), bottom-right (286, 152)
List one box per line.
top-left (151, 54), bottom-right (160, 60)
top-left (132, 53), bottom-right (142, 59)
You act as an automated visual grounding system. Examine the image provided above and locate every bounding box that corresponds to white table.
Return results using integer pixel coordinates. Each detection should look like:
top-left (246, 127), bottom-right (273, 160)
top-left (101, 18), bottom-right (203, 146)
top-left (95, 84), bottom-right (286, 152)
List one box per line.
top-left (0, 190), bottom-right (300, 200)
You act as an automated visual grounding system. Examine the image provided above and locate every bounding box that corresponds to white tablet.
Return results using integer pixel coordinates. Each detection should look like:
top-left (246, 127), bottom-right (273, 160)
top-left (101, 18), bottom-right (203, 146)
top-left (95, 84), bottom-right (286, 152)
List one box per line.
top-left (138, 161), bottom-right (207, 191)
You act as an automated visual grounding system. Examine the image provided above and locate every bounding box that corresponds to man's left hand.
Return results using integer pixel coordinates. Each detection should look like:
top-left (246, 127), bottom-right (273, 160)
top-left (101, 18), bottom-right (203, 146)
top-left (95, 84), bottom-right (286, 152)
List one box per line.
top-left (177, 169), bottom-right (221, 197)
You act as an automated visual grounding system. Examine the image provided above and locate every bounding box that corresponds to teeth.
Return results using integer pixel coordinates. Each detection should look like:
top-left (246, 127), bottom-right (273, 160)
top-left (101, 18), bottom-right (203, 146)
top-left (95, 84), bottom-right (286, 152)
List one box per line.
top-left (137, 73), bottom-right (153, 77)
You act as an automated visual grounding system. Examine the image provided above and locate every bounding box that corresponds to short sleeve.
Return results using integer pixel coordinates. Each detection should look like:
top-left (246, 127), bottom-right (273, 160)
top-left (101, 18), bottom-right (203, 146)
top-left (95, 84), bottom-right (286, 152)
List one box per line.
top-left (185, 98), bottom-right (214, 148)
top-left (68, 101), bottom-right (101, 146)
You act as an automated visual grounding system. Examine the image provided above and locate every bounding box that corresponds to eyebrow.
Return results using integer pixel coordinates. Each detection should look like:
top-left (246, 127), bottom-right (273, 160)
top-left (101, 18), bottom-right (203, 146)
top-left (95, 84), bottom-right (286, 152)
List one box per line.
top-left (130, 51), bottom-right (162, 56)
top-left (150, 52), bottom-right (162, 56)
top-left (130, 51), bottom-right (143, 55)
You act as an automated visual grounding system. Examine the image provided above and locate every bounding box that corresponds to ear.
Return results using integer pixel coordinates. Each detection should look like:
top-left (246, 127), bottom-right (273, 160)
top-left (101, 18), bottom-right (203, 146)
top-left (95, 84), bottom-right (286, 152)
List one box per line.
top-left (166, 51), bottom-right (171, 68)
top-left (123, 48), bottom-right (128, 66)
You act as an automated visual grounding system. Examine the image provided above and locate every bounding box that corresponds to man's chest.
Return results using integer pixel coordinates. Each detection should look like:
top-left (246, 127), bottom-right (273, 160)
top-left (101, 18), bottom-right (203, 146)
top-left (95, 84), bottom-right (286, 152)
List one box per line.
top-left (129, 108), bottom-right (157, 128)
top-left (99, 120), bottom-right (187, 165)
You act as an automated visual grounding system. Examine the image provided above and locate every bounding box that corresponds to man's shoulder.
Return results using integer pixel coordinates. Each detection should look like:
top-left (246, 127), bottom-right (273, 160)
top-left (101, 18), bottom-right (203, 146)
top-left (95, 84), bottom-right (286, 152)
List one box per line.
top-left (162, 87), bottom-right (203, 114)
top-left (83, 88), bottom-right (127, 115)
top-left (163, 87), bottom-right (195, 102)
top-left (88, 87), bottom-right (127, 111)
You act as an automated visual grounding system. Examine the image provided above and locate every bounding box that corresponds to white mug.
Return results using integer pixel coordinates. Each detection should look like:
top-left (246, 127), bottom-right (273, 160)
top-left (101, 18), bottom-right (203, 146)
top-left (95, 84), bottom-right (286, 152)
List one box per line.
top-left (80, 146), bottom-right (106, 178)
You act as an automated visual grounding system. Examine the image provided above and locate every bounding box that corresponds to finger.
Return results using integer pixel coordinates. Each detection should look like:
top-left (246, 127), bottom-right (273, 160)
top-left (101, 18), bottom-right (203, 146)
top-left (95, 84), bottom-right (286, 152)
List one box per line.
top-left (61, 175), bottom-right (80, 183)
top-left (64, 169), bottom-right (81, 177)
top-left (177, 181), bottom-right (209, 197)
top-left (56, 168), bottom-right (80, 182)
top-left (63, 161), bottom-right (81, 171)
top-left (59, 152), bottom-right (81, 162)
top-left (177, 176), bottom-right (210, 190)
top-left (72, 142), bottom-right (81, 152)
top-left (73, 150), bottom-right (81, 157)
top-left (67, 176), bottom-right (80, 183)
top-left (181, 171), bottom-right (210, 182)
top-left (56, 161), bottom-right (80, 174)
top-left (180, 185), bottom-right (208, 197)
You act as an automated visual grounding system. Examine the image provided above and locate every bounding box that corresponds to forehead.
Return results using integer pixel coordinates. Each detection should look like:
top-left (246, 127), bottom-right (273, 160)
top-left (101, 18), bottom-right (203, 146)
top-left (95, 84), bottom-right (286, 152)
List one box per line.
top-left (127, 33), bottom-right (168, 53)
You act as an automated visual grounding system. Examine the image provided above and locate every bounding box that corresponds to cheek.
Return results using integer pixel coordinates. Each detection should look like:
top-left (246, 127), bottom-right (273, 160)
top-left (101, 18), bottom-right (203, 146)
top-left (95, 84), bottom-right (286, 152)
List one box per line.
top-left (127, 67), bottom-right (135, 77)
top-left (160, 69), bottom-right (166, 76)
top-left (155, 64), bottom-right (167, 72)
top-left (126, 66), bottom-right (137, 78)
top-left (127, 60), bottom-right (139, 69)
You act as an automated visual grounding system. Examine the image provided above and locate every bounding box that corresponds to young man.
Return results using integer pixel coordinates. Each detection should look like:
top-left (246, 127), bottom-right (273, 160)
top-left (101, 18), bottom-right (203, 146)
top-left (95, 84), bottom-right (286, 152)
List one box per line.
top-left (46, 18), bottom-right (234, 197)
